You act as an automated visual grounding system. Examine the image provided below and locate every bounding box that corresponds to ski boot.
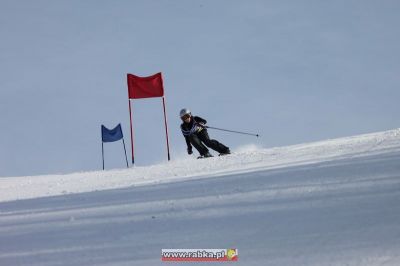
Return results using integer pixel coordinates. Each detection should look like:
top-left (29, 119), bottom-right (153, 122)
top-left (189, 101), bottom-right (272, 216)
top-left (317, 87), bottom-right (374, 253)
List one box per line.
top-left (219, 149), bottom-right (231, 156)
top-left (197, 152), bottom-right (213, 159)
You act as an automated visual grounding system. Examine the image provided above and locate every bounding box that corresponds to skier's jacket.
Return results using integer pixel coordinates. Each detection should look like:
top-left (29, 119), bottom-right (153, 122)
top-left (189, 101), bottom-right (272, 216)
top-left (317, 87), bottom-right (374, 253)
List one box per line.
top-left (180, 116), bottom-right (207, 149)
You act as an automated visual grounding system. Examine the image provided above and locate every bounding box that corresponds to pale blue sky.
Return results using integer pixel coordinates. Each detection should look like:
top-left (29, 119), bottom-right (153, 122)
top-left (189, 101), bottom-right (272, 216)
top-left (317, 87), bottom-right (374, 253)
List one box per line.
top-left (0, 0), bottom-right (399, 176)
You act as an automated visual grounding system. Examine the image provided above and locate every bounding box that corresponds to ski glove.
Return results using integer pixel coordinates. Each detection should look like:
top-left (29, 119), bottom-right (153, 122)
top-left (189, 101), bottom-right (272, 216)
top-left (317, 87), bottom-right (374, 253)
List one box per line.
top-left (187, 147), bottom-right (193, 155)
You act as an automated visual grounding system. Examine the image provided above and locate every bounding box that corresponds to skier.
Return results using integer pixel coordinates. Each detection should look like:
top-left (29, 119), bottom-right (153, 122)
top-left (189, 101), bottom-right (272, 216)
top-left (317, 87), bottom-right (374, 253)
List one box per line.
top-left (180, 108), bottom-right (230, 158)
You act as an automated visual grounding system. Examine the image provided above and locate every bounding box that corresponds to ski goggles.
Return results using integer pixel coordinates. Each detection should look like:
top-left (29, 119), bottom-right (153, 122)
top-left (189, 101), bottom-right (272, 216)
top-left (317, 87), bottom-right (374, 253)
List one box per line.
top-left (181, 114), bottom-right (191, 120)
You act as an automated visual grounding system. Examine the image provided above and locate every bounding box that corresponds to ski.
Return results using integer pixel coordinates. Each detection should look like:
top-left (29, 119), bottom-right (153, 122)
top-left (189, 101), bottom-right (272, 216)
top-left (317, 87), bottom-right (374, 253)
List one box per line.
top-left (197, 155), bottom-right (214, 159)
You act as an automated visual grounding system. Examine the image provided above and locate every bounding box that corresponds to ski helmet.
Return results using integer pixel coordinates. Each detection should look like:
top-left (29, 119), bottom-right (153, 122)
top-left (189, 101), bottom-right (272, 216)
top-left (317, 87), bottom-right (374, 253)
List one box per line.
top-left (179, 108), bottom-right (191, 118)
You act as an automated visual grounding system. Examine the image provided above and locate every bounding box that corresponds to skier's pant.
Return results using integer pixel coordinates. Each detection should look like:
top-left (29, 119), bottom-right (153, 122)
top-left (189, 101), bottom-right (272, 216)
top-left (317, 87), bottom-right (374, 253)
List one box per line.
top-left (189, 129), bottom-right (229, 155)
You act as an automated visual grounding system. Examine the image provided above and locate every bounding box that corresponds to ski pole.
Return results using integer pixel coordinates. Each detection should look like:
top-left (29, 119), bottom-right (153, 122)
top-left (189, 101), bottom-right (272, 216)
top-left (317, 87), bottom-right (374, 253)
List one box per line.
top-left (205, 126), bottom-right (260, 137)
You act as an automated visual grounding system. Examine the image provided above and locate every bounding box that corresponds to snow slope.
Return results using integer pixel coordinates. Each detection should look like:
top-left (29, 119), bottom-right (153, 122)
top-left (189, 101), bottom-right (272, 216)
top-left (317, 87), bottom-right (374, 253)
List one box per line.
top-left (1, 129), bottom-right (400, 202)
top-left (0, 129), bottom-right (400, 265)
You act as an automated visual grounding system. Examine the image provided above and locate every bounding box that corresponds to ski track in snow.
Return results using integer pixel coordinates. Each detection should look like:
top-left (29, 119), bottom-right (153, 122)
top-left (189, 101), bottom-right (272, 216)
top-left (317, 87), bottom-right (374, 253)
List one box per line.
top-left (0, 128), bottom-right (400, 265)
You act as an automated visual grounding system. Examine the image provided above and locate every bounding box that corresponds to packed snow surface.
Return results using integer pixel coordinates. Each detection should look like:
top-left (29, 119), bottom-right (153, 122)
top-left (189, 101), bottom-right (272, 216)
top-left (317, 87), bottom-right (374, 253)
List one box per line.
top-left (1, 129), bottom-right (400, 265)
top-left (1, 129), bottom-right (400, 202)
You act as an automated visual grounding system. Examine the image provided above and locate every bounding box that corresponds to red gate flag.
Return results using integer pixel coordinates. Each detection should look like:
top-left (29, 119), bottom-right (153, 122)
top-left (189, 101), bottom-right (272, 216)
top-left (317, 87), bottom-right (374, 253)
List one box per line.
top-left (127, 72), bottom-right (170, 165)
top-left (127, 72), bottom-right (164, 99)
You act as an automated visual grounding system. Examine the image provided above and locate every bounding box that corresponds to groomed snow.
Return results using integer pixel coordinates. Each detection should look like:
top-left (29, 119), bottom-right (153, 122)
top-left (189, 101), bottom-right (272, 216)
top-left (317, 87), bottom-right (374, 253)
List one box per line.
top-left (0, 129), bottom-right (400, 265)
top-left (1, 128), bottom-right (400, 203)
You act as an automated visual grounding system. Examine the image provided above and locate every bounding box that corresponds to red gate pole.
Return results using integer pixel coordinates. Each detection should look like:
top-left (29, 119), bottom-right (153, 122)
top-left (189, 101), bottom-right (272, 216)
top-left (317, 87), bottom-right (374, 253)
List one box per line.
top-left (128, 99), bottom-right (135, 165)
top-left (162, 96), bottom-right (171, 161)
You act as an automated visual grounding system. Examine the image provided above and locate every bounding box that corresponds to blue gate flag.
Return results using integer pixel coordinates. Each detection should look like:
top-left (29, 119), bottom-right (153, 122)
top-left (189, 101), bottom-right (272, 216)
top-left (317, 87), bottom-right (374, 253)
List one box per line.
top-left (102, 124), bottom-right (123, 143)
